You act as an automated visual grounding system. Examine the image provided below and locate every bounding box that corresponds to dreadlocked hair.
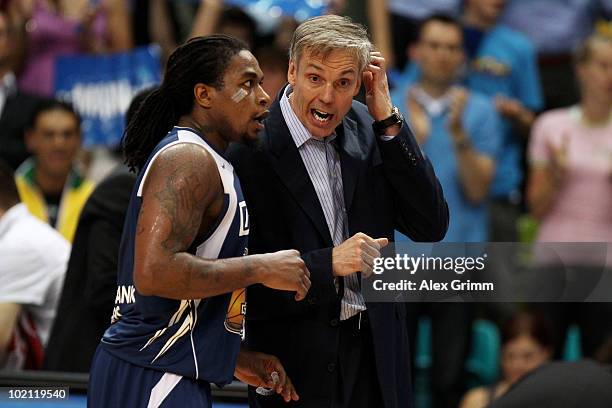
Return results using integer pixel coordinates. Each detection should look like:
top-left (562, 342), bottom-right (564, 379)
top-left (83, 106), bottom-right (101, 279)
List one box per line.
top-left (122, 35), bottom-right (248, 172)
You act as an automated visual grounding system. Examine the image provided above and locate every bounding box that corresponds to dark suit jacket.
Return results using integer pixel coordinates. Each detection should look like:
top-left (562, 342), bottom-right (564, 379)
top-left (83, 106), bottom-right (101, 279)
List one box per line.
top-left (43, 167), bottom-right (136, 372)
top-left (228, 93), bottom-right (448, 408)
top-left (0, 91), bottom-right (42, 169)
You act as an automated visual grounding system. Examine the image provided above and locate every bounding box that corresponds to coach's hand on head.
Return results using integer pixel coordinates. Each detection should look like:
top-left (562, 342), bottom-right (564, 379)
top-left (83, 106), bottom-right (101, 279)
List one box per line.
top-left (332, 232), bottom-right (388, 278)
top-left (363, 51), bottom-right (401, 137)
top-left (235, 349), bottom-right (299, 402)
top-left (255, 250), bottom-right (311, 301)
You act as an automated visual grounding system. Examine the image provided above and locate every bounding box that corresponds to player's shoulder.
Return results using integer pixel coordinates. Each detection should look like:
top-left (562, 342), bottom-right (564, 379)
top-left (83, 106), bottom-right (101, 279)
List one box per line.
top-left (143, 140), bottom-right (220, 196)
top-left (161, 138), bottom-right (217, 169)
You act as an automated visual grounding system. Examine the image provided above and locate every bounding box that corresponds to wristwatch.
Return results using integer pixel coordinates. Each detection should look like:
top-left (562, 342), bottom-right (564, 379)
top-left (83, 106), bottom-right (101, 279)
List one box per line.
top-left (373, 106), bottom-right (403, 134)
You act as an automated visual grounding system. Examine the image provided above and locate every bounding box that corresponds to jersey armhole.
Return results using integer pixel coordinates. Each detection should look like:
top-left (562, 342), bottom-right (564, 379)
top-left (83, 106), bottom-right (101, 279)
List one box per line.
top-left (136, 140), bottom-right (209, 197)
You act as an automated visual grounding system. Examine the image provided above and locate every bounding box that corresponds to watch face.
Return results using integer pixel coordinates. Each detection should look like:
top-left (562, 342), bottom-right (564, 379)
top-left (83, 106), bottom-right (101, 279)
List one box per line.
top-left (374, 106), bottom-right (403, 133)
top-left (393, 107), bottom-right (403, 122)
top-left (388, 107), bottom-right (402, 125)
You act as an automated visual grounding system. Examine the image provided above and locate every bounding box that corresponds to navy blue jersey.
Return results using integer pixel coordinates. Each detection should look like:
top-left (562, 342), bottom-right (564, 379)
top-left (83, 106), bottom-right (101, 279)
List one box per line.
top-left (99, 127), bottom-right (248, 386)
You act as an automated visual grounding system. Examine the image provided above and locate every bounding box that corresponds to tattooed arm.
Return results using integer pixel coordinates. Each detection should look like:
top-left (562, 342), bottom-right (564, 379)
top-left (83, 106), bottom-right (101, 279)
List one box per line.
top-left (134, 143), bottom-right (311, 300)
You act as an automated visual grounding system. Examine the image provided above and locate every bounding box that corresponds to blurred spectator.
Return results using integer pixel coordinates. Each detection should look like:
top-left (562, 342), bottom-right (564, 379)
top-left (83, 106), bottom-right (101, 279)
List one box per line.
top-left (255, 45), bottom-right (289, 100)
top-left (85, 146), bottom-right (124, 184)
top-left (397, 1), bottom-right (543, 228)
top-left (527, 34), bottom-right (612, 241)
top-left (596, 337), bottom-right (612, 364)
top-left (334, 0), bottom-right (397, 71)
top-left (273, 16), bottom-right (299, 51)
top-left (145, 0), bottom-right (199, 61)
top-left (192, 2), bottom-right (257, 49)
top-left (15, 100), bottom-right (94, 242)
top-left (384, 0), bottom-right (461, 71)
top-left (0, 9), bottom-right (41, 170)
top-left (395, 14), bottom-right (501, 242)
top-left (213, 5), bottom-right (257, 48)
top-left (501, 0), bottom-right (612, 109)
top-left (460, 310), bottom-right (553, 408)
top-left (0, 160), bottom-right (69, 370)
top-left (148, 0), bottom-right (256, 61)
top-left (462, 0), bottom-right (543, 242)
top-left (149, 0), bottom-right (257, 62)
top-left (393, 15), bottom-right (501, 408)
top-left (6, 0), bottom-right (132, 97)
top-left (335, 0), bottom-right (459, 73)
top-left (43, 89), bottom-right (150, 373)
top-left (527, 34), bottom-right (612, 357)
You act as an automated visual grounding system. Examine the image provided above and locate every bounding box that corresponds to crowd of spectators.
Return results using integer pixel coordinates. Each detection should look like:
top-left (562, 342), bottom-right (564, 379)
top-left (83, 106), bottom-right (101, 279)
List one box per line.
top-left (0, 0), bottom-right (611, 407)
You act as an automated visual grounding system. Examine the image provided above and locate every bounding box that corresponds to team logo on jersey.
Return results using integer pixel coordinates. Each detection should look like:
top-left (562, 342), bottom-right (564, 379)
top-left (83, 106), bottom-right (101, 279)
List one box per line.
top-left (140, 299), bottom-right (201, 363)
top-left (239, 201), bottom-right (249, 236)
top-left (225, 289), bottom-right (246, 339)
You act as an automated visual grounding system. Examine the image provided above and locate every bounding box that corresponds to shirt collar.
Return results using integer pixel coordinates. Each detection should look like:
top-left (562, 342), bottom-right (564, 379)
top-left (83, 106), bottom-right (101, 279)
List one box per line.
top-left (16, 157), bottom-right (86, 190)
top-left (279, 85), bottom-right (336, 148)
top-left (411, 85), bottom-right (452, 117)
top-left (1, 72), bottom-right (17, 97)
top-left (569, 105), bottom-right (612, 128)
top-left (0, 203), bottom-right (28, 238)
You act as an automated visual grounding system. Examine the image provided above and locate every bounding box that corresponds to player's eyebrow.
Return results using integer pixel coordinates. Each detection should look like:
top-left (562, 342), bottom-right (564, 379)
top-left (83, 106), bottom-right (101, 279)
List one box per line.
top-left (239, 70), bottom-right (260, 81)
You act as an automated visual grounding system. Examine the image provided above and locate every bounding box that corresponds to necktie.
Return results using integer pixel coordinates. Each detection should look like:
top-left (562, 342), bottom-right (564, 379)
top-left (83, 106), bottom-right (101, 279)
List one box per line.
top-left (322, 137), bottom-right (365, 320)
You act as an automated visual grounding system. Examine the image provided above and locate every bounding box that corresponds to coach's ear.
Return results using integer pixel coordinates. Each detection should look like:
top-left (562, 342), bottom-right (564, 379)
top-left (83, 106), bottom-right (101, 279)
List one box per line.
top-left (194, 83), bottom-right (215, 109)
top-left (287, 59), bottom-right (296, 87)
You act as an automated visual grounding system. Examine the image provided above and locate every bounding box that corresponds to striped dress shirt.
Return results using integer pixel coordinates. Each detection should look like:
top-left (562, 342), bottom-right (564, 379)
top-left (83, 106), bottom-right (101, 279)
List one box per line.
top-left (280, 86), bottom-right (366, 320)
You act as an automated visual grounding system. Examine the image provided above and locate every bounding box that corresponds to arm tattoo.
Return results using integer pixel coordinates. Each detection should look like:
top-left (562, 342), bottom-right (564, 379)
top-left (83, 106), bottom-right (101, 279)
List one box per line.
top-left (155, 154), bottom-right (209, 252)
top-left (180, 244), bottom-right (257, 293)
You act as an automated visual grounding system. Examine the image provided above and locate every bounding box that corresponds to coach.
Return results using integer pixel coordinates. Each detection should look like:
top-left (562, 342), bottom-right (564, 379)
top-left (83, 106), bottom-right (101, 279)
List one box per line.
top-left (228, 15), bottom-right (448, 408)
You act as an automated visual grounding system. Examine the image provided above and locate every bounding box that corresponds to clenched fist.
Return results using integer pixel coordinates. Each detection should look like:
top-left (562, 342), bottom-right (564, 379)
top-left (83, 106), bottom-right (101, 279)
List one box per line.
top-left (256, 250), bottom-right (311, 301)
top-left (332, 233), bottom-right (388, 278)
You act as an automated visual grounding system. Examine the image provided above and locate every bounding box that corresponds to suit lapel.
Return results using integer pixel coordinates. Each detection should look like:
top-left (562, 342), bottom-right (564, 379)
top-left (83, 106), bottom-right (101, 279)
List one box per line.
top-left (0, 94), bottom-right (15, 123)
top-left (337, 114), bottom-right (369, 215)
top-left (264, 93), bottom-right (370, 243)
top-left (265, 101), bottom-right (334, 246)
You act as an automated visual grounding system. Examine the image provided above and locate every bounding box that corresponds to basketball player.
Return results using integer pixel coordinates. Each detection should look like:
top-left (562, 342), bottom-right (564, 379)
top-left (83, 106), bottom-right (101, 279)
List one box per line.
top-left (88, 36), bottom-right (310, 407)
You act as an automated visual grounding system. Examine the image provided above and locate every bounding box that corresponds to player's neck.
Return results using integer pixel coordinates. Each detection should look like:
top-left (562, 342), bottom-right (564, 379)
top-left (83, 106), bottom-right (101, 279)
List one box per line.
top-left (177, 116), bottom-right (227, 152)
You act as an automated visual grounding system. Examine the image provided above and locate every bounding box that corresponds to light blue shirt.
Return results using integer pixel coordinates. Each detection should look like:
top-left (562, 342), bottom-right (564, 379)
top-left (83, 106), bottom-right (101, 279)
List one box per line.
top-left (465, 25), bottom-right (543, 198)
top-left (501, 0), bottom-right (612, 54)
top-left (398, 25), bottom-right (544, 198)
top-left (391, 83), bottom-right (503, 242)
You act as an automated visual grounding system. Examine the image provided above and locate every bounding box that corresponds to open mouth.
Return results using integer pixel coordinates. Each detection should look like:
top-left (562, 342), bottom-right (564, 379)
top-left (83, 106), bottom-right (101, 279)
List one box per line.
top-left (311, 108), bottom-right (333, 123)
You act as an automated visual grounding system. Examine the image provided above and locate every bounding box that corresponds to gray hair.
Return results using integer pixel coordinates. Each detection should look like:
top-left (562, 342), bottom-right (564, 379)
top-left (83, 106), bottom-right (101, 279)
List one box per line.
top-left (289, 15), bottom-right (373, 73)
